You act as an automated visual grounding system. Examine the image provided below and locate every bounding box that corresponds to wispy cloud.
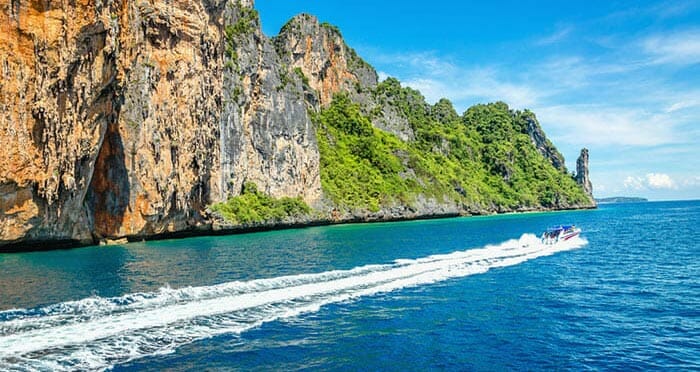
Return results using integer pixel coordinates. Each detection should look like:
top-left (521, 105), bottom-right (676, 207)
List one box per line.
top-left (666, 98), bottom-right (700, 112)
top-left (404, 68), bottom-right (541, 110)
top-left (358, 8), bottom-right (700, 200)
top-left (366, 47), bottom-right (692, 148)
top-left (682, 176), bottom-right (700, 187)
top-left (535, 105), bottom-right (679, 146)
top-left (370, 51), bottom-right (458, 78)
top-left (535, 25), bottom-right (574, 46)
top-left (641, 28), bottom-right (700, 65)
top-left (598, 0), bottom-right (700, 24)
top-left (652, 0), bottom-right (700, 19)
top-left (623, 176), bottom-right (645, 190)
top-left (369, 51), bottom-right (542, 109)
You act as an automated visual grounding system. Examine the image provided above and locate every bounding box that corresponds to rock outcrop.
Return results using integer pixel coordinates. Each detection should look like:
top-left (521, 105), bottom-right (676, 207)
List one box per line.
top-left (273, 14), bottom-right (415, 141)
top-left (273, 14), bottom-right (377, 107)
top-left (576, 148), bottom-right (594, 197)
top-left (523, 111), bottom-right (566, 173)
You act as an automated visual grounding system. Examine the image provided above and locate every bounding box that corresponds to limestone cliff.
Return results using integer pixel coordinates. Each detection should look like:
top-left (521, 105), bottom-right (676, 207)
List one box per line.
top-left (1, 0), bottom-right (122, 244)
top-left (0, 0), bottom-right (321, 248)
top-left (0, 0), bottom-right (236, 244)
top-left (220, 5), bottom-right (321, 205)
top-left (273, 14), bottom-right (377, 107)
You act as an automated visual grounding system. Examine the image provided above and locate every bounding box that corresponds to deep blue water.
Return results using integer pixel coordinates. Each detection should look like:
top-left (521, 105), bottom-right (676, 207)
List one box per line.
top-left (0, 201), bottom-right (698, 370)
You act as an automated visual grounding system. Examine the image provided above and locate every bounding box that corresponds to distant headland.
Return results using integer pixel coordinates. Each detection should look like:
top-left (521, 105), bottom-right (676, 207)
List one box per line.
top-left (595, 197), bottom-right (648, 204)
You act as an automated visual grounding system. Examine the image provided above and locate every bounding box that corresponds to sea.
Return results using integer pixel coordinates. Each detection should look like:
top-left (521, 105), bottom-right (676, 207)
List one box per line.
top-left (0, 200), bottom-right (698, 371)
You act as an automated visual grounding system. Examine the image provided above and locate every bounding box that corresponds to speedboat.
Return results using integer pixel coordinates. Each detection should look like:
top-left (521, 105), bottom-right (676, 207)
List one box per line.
top-left (541, 225), bottom-right (580, 245)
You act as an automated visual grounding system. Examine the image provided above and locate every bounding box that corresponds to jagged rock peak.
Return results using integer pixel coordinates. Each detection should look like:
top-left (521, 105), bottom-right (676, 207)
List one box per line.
top-left (522, 110), bottom-right (567, 173)
top-left (576, 148), bottom-right (593, 196)
top-left (273, 13), bottom-right (378, 106)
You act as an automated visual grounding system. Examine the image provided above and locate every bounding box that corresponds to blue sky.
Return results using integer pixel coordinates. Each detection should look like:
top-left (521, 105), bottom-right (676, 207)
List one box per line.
top-left (256, 1), bottom-right (700, 200)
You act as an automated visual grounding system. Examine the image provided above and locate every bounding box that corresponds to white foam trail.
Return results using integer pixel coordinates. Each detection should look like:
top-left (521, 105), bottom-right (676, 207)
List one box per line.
top-left (0, 234), bottom-right (586, 371)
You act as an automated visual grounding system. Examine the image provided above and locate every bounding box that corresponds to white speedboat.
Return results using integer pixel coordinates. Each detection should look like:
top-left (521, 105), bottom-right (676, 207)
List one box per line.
top-left (541, 225), bottom-right (580, 245)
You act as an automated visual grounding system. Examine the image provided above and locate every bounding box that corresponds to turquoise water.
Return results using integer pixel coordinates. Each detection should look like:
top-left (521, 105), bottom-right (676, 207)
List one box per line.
top-left (0, 201), bottom-right (698, 370)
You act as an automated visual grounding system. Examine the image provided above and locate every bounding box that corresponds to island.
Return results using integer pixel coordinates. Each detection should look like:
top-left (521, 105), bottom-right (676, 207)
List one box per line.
top-left (595, 197), bottom-right (648, 204)
top-left (0, 2), bottom-right (595, 251)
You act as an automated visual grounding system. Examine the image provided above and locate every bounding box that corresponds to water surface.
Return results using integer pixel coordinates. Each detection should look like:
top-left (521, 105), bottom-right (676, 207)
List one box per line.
top-left (0, 201), bottom-right (698, 370)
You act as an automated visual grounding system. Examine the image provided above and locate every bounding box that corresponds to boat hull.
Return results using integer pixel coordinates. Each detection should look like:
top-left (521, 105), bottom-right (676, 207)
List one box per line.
top-left (541, 226), bottom-right (581, 245)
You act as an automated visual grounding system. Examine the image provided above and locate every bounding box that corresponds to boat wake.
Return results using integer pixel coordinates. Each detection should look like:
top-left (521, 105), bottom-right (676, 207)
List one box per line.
top-left (0, 234), bottom-right (586, 371)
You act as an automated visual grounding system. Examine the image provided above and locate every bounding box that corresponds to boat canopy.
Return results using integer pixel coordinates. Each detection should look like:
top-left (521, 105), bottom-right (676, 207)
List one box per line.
top-left (546, 225), bottom-right (574, 232)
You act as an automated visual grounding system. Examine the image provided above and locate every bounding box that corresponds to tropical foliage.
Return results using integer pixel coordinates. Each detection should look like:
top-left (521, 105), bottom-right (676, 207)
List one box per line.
top-left (212, 182), bottom-right (311, 224)
top-left (315, 79), bottom-right (590, 212)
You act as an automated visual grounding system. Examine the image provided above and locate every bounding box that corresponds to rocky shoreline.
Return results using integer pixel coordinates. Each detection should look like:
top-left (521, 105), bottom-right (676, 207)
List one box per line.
top-left (0, 203), bottom-right (596, 253)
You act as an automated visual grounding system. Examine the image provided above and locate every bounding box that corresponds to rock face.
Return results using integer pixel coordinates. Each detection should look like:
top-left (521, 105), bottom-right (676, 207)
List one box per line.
top-left (220, 5), bottom-right (321, 205)
top-left (273, 14), bottom-right (377, 107)
top-left (1, 1), bottom-right (123, 244)
top-left (86, 0), bottom-right (226, 240)
top-left (0, 0), bottom-right (320, 247)
top-left (576, 148), bottom-right (594, 197)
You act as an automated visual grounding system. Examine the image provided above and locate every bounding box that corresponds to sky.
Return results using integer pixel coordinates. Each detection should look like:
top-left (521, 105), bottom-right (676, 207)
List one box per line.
top-left (256, 0), bottom-right (700, 201)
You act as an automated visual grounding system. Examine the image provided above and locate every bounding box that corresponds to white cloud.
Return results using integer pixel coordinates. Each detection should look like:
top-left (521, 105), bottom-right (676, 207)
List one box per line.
top-left (642, 28), bottom-right (700, 65)
top-left (370, 51), bottom-right (458, 78)
top-left (362, 44), bottom-right (696, 162)
top-left (377, 71), bottom-right (390, 82)
top-left (367, 51), bottom-right (541, 109)
top-left (682, 176), bottom-right (700, 187)
top-left (646, 173), bottom-right (676, 189)
top-left (624, 173), bottom-right (677, 191)
top-left (624, 176), bottom-right (645, 190)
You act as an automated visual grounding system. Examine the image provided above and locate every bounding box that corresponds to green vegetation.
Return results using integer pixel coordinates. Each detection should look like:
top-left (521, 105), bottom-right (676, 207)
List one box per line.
top-left (293, 67), bottom-right (309, 86)
top-left (211, 182), bottom-right (311, 224)
top-left (315, 94), bottom-right (416, 212)
top-left (320, 22), bottom-right (341, 36)
top-left (278, 64), bottom-right (291, 91)
top-left (227, 7), bottom-right (259, 37)
top-left (315, 80), bottom-right (591, 212)
top-left (211, 10), bottom-right (590, 223)
top-left (596, 196), bottom-right (647, 204)
top-left (279, 14), bottom-right (313, 35)
top-left (224, 7), bottom-right (259, 70)
top-left (346, 46), bottom-right (373, 73)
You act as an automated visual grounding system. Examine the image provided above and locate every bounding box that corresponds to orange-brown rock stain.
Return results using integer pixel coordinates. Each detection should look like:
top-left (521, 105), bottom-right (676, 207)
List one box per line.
top-left (90, 121), bottom-right (128, 238)
top-left (299, 30), bottom-right (359, 106)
